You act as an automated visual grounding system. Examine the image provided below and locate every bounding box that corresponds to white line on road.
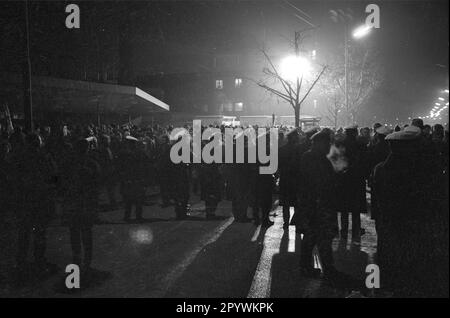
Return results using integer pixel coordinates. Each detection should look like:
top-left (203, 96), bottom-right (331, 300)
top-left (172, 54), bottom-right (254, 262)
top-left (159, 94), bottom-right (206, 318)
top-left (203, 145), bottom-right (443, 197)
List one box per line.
top-left (149, 217), bottom-right (235, 297)
top-left (247, 209), bottom-right (285, 298)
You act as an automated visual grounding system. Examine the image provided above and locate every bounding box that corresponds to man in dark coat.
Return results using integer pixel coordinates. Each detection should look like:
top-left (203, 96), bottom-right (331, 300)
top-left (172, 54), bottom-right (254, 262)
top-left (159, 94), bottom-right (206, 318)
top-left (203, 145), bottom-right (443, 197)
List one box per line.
top-left (227, 137), bottom-right (252, 223)
top-left (63, 139), bottom-right (100, 269)
top-left (0, 141), bottom-right (12, 217)
top-left (199, 161), bottom-right (222, 219)
top-left (373, 126), bottom-right (447, 296)
top-left (278, 129), bottom-right (300, 228)
top-left (298, 130), bottom-right (340, 280)
top-left (96, 134), bottom-right (117, 208)
top-left (14, 134), bottom-right (57, 275)
top-left (117, 136), bottom-right (149, 222)
top-left (338, 125), bottom-right (368, 242)
top-left (250, 133), bottom-right (275, 227)
top-left (368, 126), bottom-right (391, 225)
top-left (171, 159), bottom-right (191, 220)
top-left (156, 135), bottom-right (174, 207)
top-left (290, 127), bottom-right (318, 231)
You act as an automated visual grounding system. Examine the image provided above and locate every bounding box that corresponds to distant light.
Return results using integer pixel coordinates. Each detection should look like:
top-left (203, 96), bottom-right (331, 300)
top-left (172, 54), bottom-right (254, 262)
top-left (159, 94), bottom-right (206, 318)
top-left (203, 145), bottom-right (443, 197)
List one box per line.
top-left (438, 97), bottom-right (445, 101)
top-left (435, 103), bottom-right (441, 106)
top-left (280, 55), bottom-right (311, 82)
top-left (444, 89), bottom-right (449, 94)
top-left (352, 24), bottom-right (372, 39)
top-left (130, 227), bottom-right (153, 245)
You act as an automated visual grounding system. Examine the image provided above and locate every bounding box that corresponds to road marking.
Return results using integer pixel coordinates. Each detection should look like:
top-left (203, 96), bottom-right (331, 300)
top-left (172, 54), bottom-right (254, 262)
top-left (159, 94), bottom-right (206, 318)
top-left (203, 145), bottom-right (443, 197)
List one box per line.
top-left (247, 209), bottom-right (285, 298)
top-left (150, 217), bottom-right (235, 297)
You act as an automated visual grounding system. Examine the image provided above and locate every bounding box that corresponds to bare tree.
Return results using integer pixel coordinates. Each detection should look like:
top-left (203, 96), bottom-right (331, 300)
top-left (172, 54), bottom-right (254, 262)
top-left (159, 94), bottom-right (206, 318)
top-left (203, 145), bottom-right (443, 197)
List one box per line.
top-left (317, 70), bottom-right (344, 129)
top-left (253, 32), bottom-right (327, 128)
top-left (324, 91), bottom-right (343, 129)
top-left (329, 46), bottom-right (383, 125)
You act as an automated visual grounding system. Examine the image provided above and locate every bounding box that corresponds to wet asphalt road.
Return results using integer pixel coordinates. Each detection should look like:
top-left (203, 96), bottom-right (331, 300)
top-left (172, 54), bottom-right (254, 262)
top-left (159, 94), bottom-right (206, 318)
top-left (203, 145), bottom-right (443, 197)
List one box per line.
top-left (0, 191), bottom-right (376, 298)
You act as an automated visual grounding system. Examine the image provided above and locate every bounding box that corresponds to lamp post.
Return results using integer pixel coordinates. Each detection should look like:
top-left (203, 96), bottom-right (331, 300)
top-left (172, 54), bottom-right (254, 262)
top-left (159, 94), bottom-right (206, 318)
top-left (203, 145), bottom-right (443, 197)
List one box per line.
top-left (343, 24), bottom-right (372, 125)
top-left (23, 0), bottom-right (33, 132)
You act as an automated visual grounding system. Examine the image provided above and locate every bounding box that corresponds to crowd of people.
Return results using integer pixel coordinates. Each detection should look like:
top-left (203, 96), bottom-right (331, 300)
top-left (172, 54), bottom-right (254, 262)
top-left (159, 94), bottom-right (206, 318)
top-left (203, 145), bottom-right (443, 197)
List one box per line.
top-left (0, 118), bottom-right (448, 296)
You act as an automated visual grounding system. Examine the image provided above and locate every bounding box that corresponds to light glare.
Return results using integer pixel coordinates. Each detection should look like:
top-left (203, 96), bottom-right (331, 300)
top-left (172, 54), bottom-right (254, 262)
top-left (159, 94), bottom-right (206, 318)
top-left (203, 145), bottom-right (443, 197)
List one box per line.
top-left (352, 25), bottom-right (371, 39)
top-left (280, 55), bottom-right (311, 82)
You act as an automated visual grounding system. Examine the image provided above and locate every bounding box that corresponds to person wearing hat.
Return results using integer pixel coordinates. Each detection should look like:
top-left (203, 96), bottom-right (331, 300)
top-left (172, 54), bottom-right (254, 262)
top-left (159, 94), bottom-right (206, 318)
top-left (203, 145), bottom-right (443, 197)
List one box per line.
top-left (373, 125), bottom-right (447, 296)
top-left (297, 130), bottom-right (342, 280)
top-left (411, 118), bottom-right (439, 158)
top-left (338, 124), bottom-right (367, 243)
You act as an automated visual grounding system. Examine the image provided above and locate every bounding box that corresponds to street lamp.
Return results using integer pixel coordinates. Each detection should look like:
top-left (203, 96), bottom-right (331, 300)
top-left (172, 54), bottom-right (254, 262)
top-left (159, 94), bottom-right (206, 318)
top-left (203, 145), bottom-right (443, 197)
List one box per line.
top-left (280, 55), bottom-right (311, 82)
top-left (352, 24), bottom-right (372, 39)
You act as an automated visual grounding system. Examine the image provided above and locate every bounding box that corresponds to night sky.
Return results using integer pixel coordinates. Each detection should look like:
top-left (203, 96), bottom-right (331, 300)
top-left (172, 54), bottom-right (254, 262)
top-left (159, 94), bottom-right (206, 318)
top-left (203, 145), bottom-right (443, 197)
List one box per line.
top-left (136, 0), bottom-right (450, 123)
top-left (1, 0), bottom-right (448, 124)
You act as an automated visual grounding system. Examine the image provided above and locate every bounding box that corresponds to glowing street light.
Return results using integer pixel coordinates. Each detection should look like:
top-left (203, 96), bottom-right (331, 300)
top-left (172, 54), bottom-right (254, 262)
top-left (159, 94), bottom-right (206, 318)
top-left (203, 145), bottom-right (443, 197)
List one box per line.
top-left (280, 55), bottom-right (312, 82)
top-left (438, 97), bottom-right (445, 101)
top-left (352, 24), bottom-right (372, 39)
top-left (444, 89), bottom-right (449, 94)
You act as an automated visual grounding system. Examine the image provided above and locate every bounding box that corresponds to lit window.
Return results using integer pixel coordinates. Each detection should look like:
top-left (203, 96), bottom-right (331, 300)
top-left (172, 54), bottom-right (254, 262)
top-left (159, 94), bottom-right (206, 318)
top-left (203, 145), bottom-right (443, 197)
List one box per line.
top-left (216, 80), bottom-right (223, 89)
top-left (235, 78), bottom-right (242, 88)
top-left (234, 102), bottom-right (243, 111)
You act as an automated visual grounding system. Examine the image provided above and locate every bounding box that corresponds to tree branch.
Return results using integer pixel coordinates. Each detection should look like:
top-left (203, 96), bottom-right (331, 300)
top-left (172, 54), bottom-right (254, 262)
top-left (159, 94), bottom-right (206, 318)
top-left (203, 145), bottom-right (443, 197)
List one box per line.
top-left (298, 65), bottom-right (327, 105)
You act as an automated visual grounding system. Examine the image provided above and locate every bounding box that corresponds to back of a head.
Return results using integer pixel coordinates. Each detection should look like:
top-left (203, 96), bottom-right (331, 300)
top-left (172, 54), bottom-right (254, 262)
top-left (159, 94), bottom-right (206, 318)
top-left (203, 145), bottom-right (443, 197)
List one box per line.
top-left (433, 124), bottom-right (444, 134)
top-left (386, 126), bottom-right (421, 155)
top-left (411, 118), bottom-right (424, 130)
top-left (311, 130), bottom-right (331, 153)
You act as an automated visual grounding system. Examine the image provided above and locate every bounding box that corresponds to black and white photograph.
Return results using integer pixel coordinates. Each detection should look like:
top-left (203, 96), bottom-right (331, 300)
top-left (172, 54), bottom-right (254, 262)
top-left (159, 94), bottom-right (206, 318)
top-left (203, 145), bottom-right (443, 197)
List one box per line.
top-left (0, 0), bottom-right (448, 302)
